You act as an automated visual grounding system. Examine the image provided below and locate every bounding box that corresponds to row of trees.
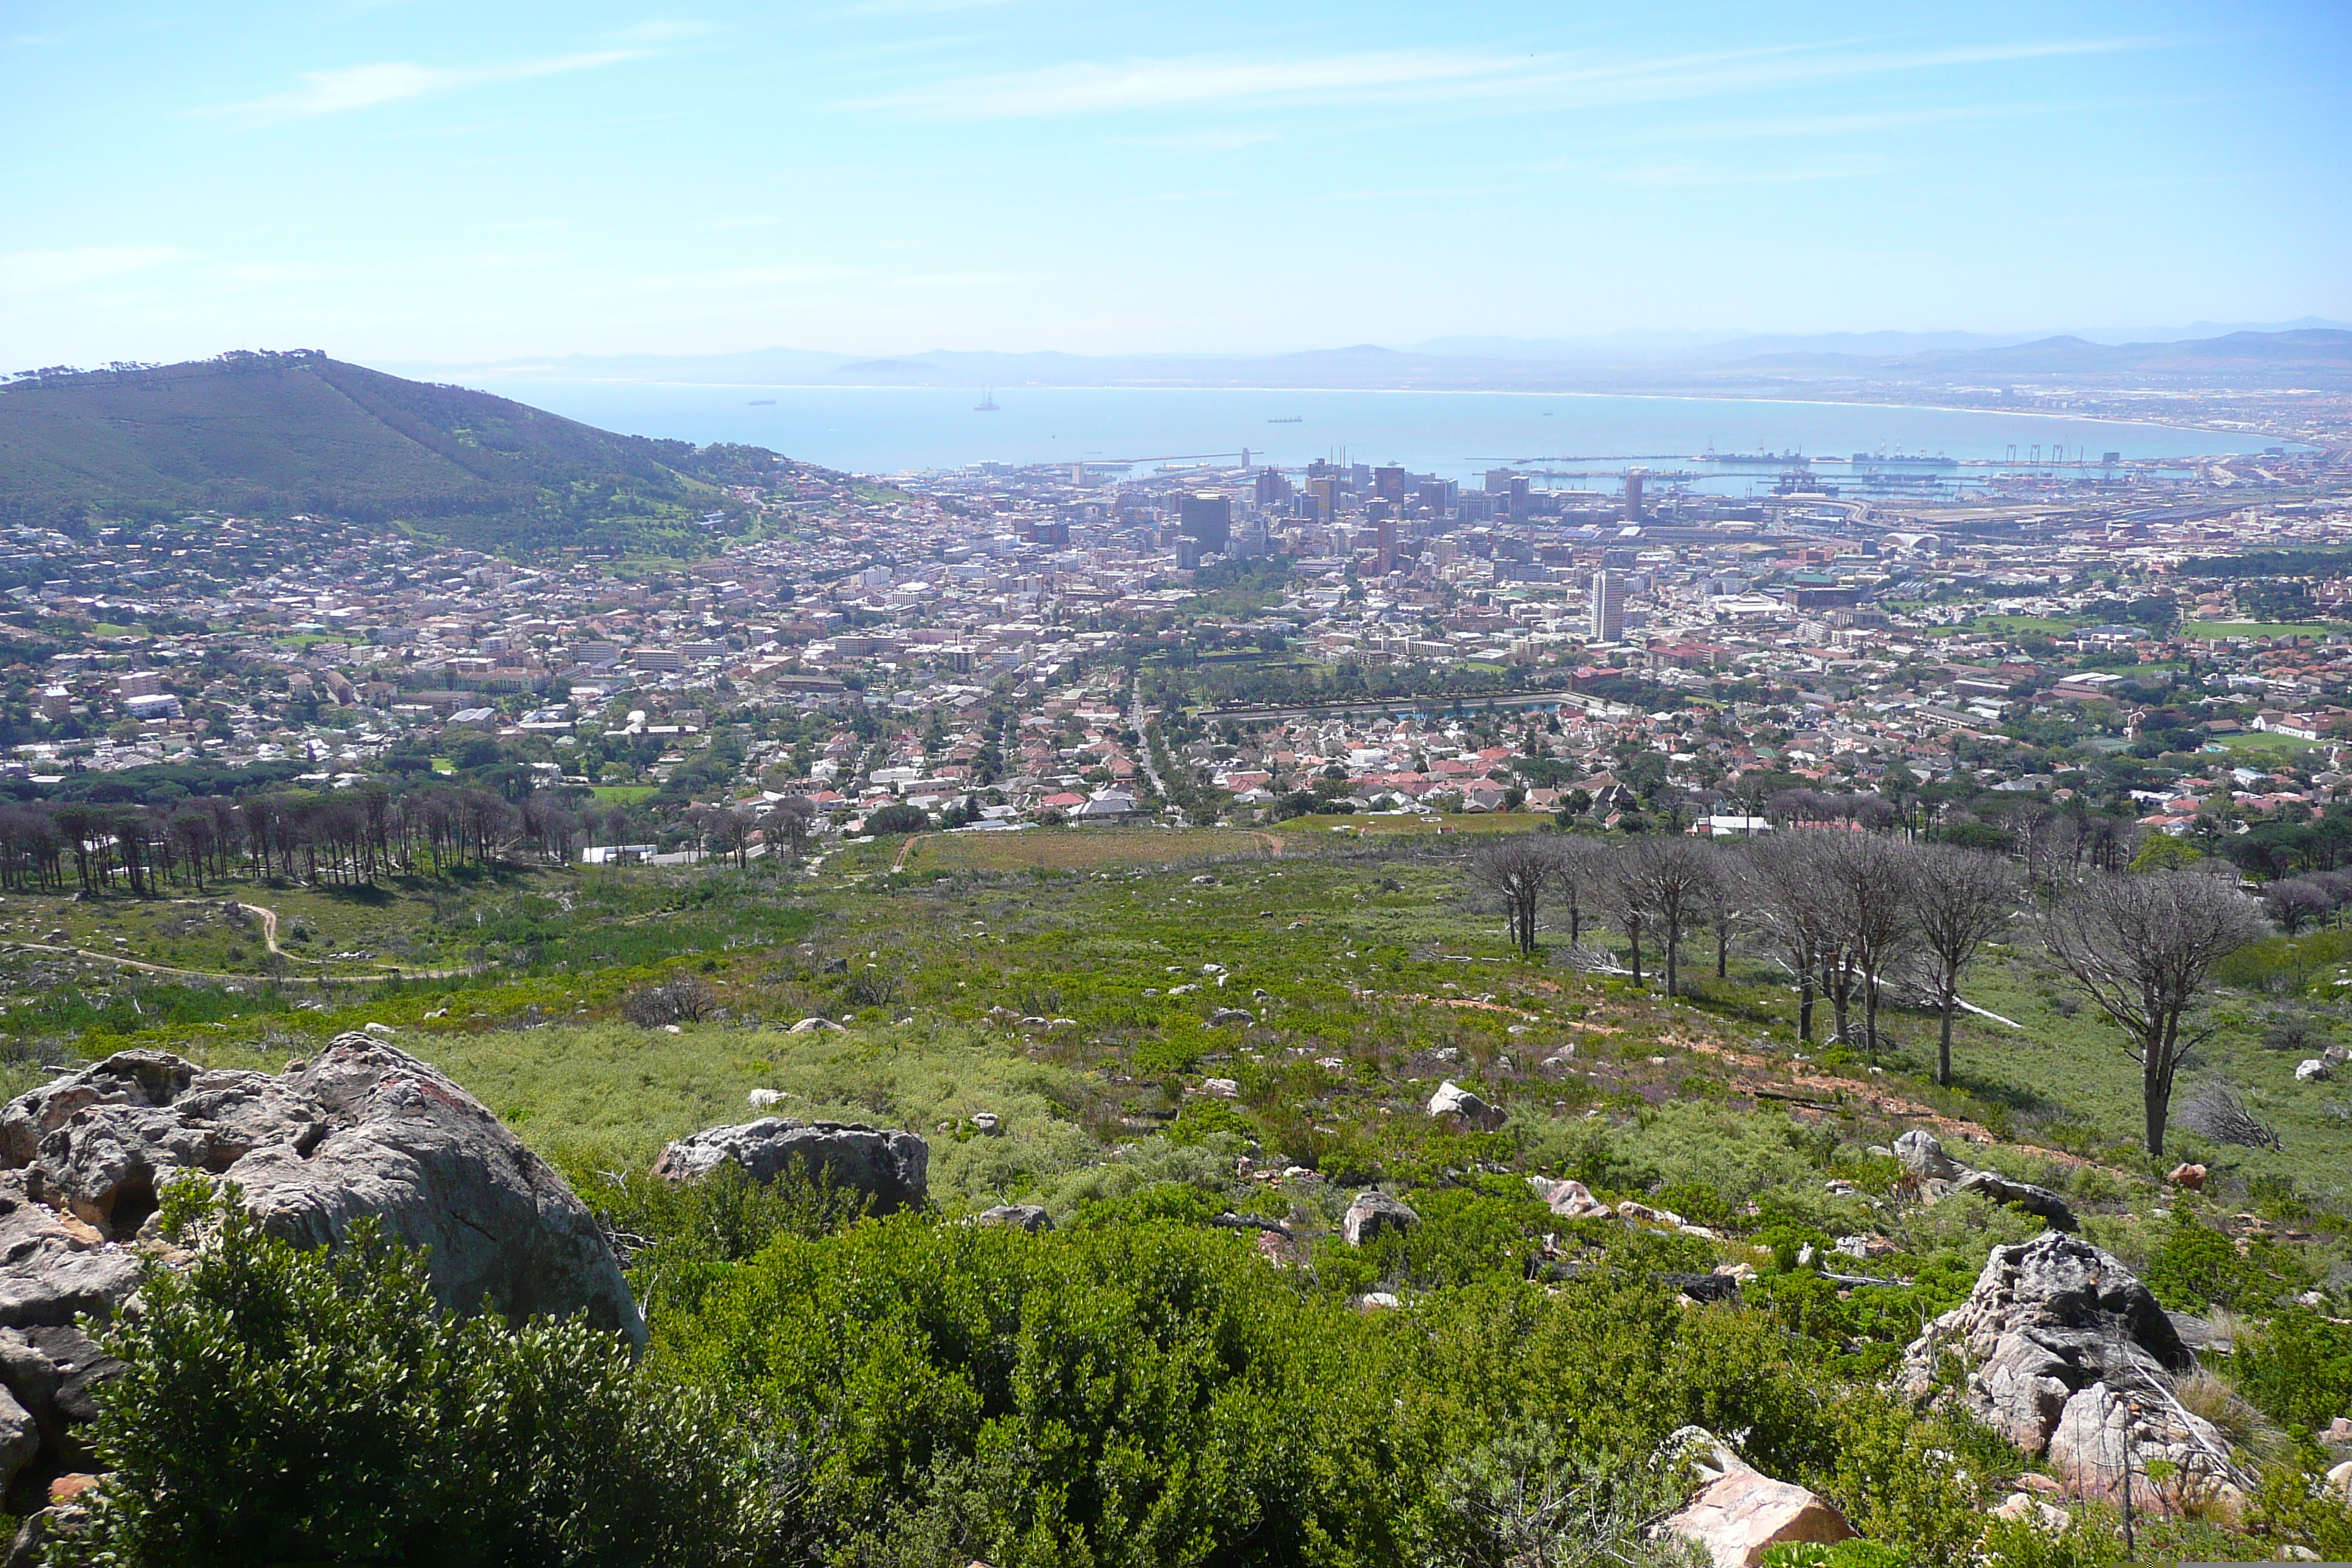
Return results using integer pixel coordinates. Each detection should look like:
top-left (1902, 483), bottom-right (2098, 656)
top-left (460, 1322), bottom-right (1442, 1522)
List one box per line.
top-left (1469, 829), bottom-right (2266, 1156)
top-left (0, 788), bottom-right (644, 894)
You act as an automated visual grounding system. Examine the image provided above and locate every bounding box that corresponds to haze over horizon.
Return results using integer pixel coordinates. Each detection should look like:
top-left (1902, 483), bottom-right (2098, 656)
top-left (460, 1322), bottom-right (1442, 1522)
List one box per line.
top-left (6, 0), bottom-right (2349, 369)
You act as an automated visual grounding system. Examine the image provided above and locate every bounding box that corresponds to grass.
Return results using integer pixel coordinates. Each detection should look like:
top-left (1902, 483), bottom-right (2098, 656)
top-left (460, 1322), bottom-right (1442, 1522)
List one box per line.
top-left (590, 785), bottom-right (658, 803)
top-left (1264, 812), bottom-right (1546, 838)
top-left (897, 826), bottom-right (1273, 875)
top-left (1950, 615), bottom-right (2084, 636)
top-left (2209, 731), bottom-right (2326, 759)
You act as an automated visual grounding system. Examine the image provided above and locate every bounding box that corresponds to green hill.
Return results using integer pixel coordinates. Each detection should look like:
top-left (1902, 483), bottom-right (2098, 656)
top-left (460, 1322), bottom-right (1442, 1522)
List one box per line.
top-left (0, 350), bottom-right (785, 557)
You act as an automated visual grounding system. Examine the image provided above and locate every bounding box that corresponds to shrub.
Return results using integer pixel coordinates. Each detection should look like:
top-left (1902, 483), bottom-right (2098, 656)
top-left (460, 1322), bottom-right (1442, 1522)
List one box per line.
top-left (2141, 1215), bottom-right (2311, 1312)
top-left (64, 1190), bottom-right (780, 1567)
top-left (867, 803), bottom-right (930, 835)
top-left (621, 973), bottom-right (717, 1027)
top-left (2232, 1308), bottom-right (2352, 1431)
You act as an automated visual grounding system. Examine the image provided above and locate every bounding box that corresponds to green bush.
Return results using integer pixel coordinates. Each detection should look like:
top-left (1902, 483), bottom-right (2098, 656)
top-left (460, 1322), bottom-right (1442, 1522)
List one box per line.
top-left (2233, 1308), bottom-right (2352, 1431)
top-left (2140, 1215), bottom-right (2313, 1312)
top-left (63, 1191), bottom-right (778, 1568)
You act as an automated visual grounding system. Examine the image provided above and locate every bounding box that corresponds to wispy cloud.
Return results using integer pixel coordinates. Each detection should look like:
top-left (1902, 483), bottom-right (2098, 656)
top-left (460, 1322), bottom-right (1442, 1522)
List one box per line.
top-left (0, 246), bottom-right (184, 296)
top-left (614, 19), bottom-right (719, 45)
top-left (847, 38), bottom-right (2150, 121)
top-left (205, 48), bottom-right (649, 121)
top-left (1115, 130), bottom-right (1278, 152)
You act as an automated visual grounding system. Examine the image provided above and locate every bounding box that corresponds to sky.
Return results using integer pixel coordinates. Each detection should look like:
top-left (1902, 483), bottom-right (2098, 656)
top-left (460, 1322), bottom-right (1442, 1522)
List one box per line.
top-left (3, 0), bottom-right (2348, 367)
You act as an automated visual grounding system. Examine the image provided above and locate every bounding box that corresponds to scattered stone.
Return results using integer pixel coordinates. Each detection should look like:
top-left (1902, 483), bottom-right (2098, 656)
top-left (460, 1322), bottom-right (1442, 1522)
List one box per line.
top-left (1953, 1168), bottom-right (2078, 1233)
top-left (1989, 1491), bottom-right (2070, 1530)
top-left (747, 1088), bottom-right (788, 1109)
top-left (1196, 1078), bottom-right (1240, 1099)
top-left (1659, 1272), bottom-right (1743, 1305)
top-left (361, 1021), bottom-right (396, 1039)
top-left (974, 1205), bottom-right (1052, 1233)
top-left (1893, 1128), bottom-right (1964, 1180)
top-left (790, 1016), bottom-right (844, 1034)
top-left (655, 1118), bottom-right (928, 1213)
top-left (1656, 1427), bottom-right (1855, 1568)
top-left (1527, 1176), bottom-right (1611, 1220)
top-left (1539, 1047), bottom-right (1578, 1072)
top-left (1208, 1008), bottom-right (1256, 1028)
top-left (2296, 1058), bottom-right (2333, 1083)
top-left (1427, 1080), bottom-right (1505, 1131)
top-left (1617, 1200), bottom-right (1686, 1229)
top-left (1342, 1190), bottom-right (1419, 1246)
top-left (1357, 1291), bottom-right (1399, 1310)
top-left (2321, 1415), bottom-right (2352, 1446)
top-left (2167, 1163), bottom-right (2207, 1191)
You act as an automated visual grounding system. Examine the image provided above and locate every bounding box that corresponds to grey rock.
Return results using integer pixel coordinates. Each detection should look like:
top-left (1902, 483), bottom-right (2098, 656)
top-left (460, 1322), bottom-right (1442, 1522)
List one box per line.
top-left (1207, 1008), bottom-right (1256, 1028)
top-left (655, 1117), bottom-right (928, 1213)
top-left (1342, 1189), bottom-right (1419, 1246)
top-left (1427, 1080), bottom-right (1505, 1131)
top-left (975, 1204), bottom-right (1053, 1233)
top-left (1954, 1168), bottom-right (2078, 1233)
top-left (1892, 1128), bottom-right (1963, 1180)
top-left (0, 1384), bottom-right (36, 1499)
top-left (0, 1040), bottom-right (644, 1351)
top-left (1899, 1232), bottom-right (2189, 1455)
top-left (2296, 1058), bottom-right (2333, 1083)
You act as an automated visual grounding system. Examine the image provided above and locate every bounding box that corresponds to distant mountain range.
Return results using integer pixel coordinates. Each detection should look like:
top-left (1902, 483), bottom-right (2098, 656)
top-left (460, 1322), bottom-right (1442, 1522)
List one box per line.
top-left (399, 322), bottom-right (2352, 393)
top-left (0, 350), bottom-right (781, 552)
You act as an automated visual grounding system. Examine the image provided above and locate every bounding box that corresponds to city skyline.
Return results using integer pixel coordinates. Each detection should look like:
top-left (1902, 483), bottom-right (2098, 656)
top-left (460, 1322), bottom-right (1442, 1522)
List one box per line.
top-left (4, 0), bottom-right (2348, 368)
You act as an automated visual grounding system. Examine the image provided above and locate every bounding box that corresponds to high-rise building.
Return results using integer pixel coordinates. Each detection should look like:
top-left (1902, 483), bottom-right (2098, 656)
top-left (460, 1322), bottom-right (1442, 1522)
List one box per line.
top-left (1174, 535), bottom-right (1204, 571)
top-left (1590, 570), bottom-right (1626, 643)
top-left (1374, 465), bottom-right (1407, 502)
top-left (1178, 492), bottom-right (1231, 553)
top-left (1375, 516), bottom-right (1397, 572)
top-left (1624, 468), bottom-right (1646, 521)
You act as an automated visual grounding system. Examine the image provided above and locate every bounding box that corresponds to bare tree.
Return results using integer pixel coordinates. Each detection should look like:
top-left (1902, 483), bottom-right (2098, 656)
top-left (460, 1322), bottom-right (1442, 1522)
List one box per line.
top-left (1910, 843), bottom-right (2019, 1088)
top-left (1471, 835), bottom-right (1560, 956)
top-left (1740, 832), bottom-right (1837, 1041)
top-left (1616, 837), bottom-right (1719, 997)
top-left (2263, 877), bottom-right (2332, 938)
top-left (2042, 870), bottom-right (2267, 1155)
top-left (1549, 837), bottom-right (1597, 948)
top-left (1814, 832), bottom-right (1918, 1063)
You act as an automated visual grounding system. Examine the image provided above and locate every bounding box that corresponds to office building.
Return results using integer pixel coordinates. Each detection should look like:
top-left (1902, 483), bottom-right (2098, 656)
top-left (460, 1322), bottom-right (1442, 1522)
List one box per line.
top-left (1624, 469), bottom-right (1646, 521)
top-left (1178, 492), bottom-right (1231, 554)
top-left (1590, 570), bottom-right (1626, 643)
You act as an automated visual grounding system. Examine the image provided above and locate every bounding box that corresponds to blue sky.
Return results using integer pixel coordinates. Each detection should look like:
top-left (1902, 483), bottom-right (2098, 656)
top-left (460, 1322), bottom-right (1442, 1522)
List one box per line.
top-left (3, 1), bottom-right (2347, 365)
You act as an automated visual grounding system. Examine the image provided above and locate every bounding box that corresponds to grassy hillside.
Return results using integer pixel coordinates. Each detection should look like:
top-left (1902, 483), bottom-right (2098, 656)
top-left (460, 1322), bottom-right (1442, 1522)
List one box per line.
top-left (0, 350), bottom-right (784, 556)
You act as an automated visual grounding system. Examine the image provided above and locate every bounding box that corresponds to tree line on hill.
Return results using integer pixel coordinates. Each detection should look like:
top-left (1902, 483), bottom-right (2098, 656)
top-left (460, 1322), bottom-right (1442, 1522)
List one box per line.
top-left (1470, 829), bottom-right (2268, 1157)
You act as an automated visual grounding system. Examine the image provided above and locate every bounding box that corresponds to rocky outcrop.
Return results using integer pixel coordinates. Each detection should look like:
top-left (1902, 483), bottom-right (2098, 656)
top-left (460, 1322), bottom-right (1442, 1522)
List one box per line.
top-left (1656, 1428), bottom-right (1856, 1568)
top-left (974, 1204), bottom-right (1052, 1233)
top-left (655, 1117), bottom-right (928, 1213)
top-left (1893, 1130), bottom-right (2076, 1232)
top-left (1427, 1080), bottom-right (1505, 1131)
top-left (1899, 1232), bottom-right (2240, 1510)
top-left (1342, 1190), bottom-right (1419, 1246)
top-left (0, 1037), bottom-right (645, 1504)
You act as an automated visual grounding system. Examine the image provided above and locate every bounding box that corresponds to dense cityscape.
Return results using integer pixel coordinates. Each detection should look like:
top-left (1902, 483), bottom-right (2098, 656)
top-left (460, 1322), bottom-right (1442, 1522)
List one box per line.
top-left (12, 382), bottom-right (2352, 873)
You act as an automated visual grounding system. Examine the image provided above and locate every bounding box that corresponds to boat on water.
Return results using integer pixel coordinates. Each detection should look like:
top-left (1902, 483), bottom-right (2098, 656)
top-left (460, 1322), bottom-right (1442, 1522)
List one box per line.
top-left (1702, 450), bottom-right (1811, 464)
top-left (1267, 415), bottom-right (1302, 424)
top-left (973, 388), bottom-right (1000, 412)
top-left (748, 398), bottom-right (775, 406)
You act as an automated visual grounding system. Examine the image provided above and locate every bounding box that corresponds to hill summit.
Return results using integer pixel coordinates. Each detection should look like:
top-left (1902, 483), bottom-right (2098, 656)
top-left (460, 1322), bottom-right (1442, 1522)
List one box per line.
top-left (0, 350), bottom-right (787, 556)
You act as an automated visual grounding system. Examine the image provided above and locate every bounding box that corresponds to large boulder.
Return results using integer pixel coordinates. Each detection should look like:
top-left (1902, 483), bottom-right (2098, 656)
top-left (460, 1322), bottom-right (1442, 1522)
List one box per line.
top-left (1656, 1428), bottom-right (1855, 1568)
top-left (1900, 1232), bottom-right (2191, 1456)
top-left (655, 1117), bottom-right (928, 1213)
top-left (1893, 1129), bottom-right (2076, 1232)
top-left (0, 1038), bottom-right (645, 1501)
top-left (1342, 1190), bottom-right (1420, 1246)
top-left (1428, 1080), bottom-right (1505, 1131)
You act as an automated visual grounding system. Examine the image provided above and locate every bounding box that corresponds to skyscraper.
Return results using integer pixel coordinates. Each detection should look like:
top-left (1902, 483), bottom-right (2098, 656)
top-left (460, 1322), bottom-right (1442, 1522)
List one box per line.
top-left (1624, 468), bottom-right (1646, 521)
top-left (1590, 570), bottom-right (1625, 643)
top-left (1178, 492), bottom-right (1231, 554)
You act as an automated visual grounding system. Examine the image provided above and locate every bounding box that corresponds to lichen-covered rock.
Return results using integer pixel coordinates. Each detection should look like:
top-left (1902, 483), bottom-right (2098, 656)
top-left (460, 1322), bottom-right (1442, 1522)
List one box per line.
top-left (1341, 1190), bottom-right (1419, 1246)
top-left (654, 1117), bottom-right (928, 1213)
top-left (1527, 1176), bottom-right (1610, 1220)
top-left (974, 1204), bottom-right (1052, 1233)
top-left (0, 1039), bottom-right (645, 1501)
top-left (1900, 1232), bottom-right (2191, 1455)
top-left (1427, 1080), bottom-right (1504, 1131)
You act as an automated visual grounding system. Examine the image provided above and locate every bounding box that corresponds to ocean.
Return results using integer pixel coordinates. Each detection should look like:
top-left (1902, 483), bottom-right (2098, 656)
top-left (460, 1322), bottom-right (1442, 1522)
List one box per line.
top-left (456, 379), bottom-right (2291, 488)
